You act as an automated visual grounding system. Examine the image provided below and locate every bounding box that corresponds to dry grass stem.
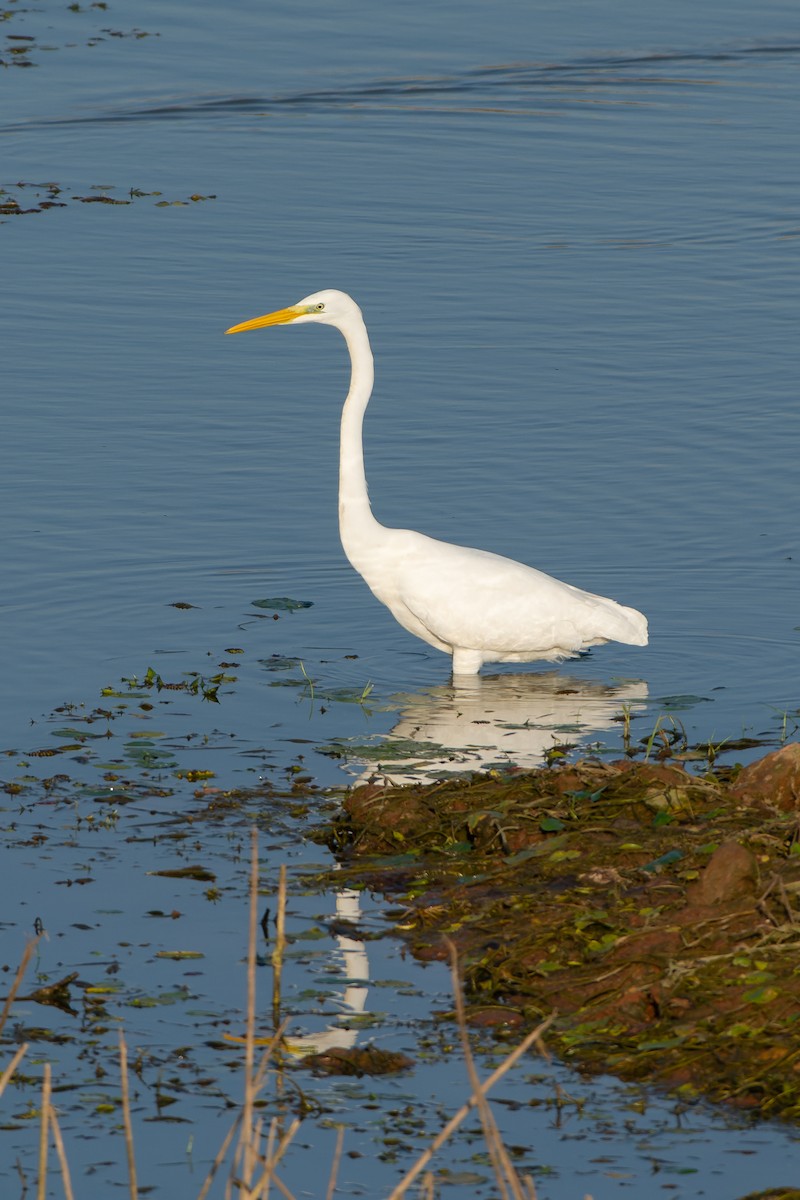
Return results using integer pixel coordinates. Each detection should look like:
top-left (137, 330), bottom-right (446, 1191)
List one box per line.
top-left (386, 1000), bottom-right (555, 1200)
top-left (446, 939), bottom-right (527, 1200)
top-left (0, 1043), bottom-right (29, 1100)
top-left (272, 863), bottom-right (287, 1032)
top-left (244, 1115), bottom-right (301, 1200)
top-left (4, 826), bottom-right (570, 1200)
top-left (262, 1117), bottom-right (278, 1200)
top-left (251, 1026), bottom-right (289, 1097)
top-left (37, 1062), bottom-right (51, 1200)
top-left (196, 1114), bottom-right (241, 1200)
top-left (119, 1031), bottom-right (138, 1200)
top-left (325, 1125), bottom-right (345, 1200)
top-left (201, 1021), bottom-right (289, 1200)
top-left (237, 828), bottom-right (261, 1193)
top-left (257, 1169), bottom-right (297, 1200)
top-left (233, 833), bottom-right (303, 1200)
top-left (420, 1172), bottom-right (435, 1200)
top-left (245, 1114), bottom-right (265, 1197)
top-left (0, 935), bottom-right (40, 1037)
top-left (48, 1103), bottom-right (75, 1200)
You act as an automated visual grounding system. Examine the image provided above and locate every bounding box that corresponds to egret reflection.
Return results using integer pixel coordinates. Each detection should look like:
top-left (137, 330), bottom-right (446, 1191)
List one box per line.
top-left (286, 673), bottom-right (647, 1060)
top-left (339, 672), bottom-right (648, 785)
top-left (283, 887), bottom-right (370, 1057)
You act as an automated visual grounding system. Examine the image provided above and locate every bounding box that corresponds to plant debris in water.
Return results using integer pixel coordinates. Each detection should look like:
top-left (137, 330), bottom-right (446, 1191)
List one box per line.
top-left (0, 182), bottom-right (216, 220)
top-left (322, 742), bottom-right (800, 1119)
top-left (3, 656), bottom-right (800, 1193)
top-left (1, 4), bottom-right (156, 70)
top-left (304, 1045), bottom-right (414, 1077)
top-left (251, 596), bottom-right (314, 612)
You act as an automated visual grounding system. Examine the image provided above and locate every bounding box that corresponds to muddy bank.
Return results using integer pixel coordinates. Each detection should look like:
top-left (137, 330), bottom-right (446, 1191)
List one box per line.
top-left (322, 744), bottom-right (800, 1118)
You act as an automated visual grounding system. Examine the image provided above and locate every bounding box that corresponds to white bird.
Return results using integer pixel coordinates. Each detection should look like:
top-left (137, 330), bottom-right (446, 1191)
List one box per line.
top-left (225, 289), bottom-right (647, 676)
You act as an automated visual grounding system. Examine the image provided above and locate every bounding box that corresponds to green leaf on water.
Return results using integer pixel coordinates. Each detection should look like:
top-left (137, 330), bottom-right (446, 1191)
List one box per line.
top-left (259, 655), bottom-right (302, 672)
top-left (319, 737), bottom-right (447, 762)
top-left (642, 849), bottom-right (683, 873)
top-left (319, 683), bottom-right (374, 704)
top-left (128, 986), bottom-right (191, 1008)
top-left (655, 694), bottom-right (712, 710)
top-left (292, 926), bottom-right (329, 942)
top-left (436, 1173), bottom-right (486, 1187)
top-left (633, 1032), bottom-right (690, 1051)
top-left (123, 741), bottom-right (176, 768)
top-left (155, 951), bottom-right (205, 960)
top-left (51, 727), bottom-right (104, 740)
top-left (504, 835), bottom-right (570, 864)
top-left (743, 985), bottom-right (780, 1005)
top-left (252, 597), bottom-right (313, 612)
top-left (565, 787), bottom-right (607, 803)
top-left (149, 865), bottom-right (216, 882)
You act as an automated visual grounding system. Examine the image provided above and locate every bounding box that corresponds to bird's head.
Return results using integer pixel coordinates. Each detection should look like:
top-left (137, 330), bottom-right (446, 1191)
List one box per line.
top-left (225, 289), bottom-right (361, 335)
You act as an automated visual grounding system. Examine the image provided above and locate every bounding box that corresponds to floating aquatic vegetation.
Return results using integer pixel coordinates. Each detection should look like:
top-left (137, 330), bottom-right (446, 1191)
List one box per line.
top-left (1, 4), bottom-right (156, 69)
top-left (322, 746), bottom-right (800, 1119)
top-left (251, 596), bottom-right (314, 613)
top-left (0, 181), bottom-right (215, 220)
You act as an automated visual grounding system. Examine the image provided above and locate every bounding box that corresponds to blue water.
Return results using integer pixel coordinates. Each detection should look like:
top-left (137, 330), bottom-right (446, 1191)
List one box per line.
top-left (3, 0), bottom-right (800, 1195)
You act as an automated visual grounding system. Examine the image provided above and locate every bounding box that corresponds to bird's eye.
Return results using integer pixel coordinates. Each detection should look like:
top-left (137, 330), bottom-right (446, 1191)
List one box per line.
top-left (314, 302), bottom-right (325, 312)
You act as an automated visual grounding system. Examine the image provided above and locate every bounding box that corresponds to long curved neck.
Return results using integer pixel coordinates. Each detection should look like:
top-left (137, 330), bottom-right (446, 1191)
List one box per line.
top-left (338, 314), bottom-right (383, 559)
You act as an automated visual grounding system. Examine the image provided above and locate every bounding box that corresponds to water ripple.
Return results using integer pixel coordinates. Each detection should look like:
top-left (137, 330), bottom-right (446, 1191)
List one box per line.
top-left (4, 41), bottom-right (800, 132)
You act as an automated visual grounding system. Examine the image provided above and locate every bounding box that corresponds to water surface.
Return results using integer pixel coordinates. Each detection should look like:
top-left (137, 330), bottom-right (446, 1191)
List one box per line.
top-left (3, 0), bottom-right (800, 1194)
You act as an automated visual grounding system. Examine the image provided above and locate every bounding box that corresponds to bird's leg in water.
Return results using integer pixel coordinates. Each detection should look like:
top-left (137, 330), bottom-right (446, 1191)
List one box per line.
top-left (452, 648), bottom-right (485, 675)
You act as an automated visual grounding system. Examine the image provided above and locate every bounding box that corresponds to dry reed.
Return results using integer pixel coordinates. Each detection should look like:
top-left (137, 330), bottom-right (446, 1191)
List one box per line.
top-left (1, 826), bottom-right (581, 1200)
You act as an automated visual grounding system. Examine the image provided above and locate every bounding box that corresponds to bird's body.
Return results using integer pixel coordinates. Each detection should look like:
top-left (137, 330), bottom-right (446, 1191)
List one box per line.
top-left (341, 523), bottom-right (646, 676)
top-left (226, 289), bottom-right (647, 675)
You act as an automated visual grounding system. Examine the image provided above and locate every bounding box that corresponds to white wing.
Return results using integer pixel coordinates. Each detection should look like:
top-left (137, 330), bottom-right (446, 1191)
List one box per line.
top-left (360, 528), bottom-right (647, 659)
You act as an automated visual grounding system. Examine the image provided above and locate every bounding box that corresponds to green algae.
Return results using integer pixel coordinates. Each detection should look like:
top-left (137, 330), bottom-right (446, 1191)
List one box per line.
top-left (321, 749), bottom-right (800, 1119)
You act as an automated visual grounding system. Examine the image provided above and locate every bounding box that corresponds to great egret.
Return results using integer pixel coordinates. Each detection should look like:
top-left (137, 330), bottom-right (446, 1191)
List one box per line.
top-left (225, 289), bottom-right (648, 675)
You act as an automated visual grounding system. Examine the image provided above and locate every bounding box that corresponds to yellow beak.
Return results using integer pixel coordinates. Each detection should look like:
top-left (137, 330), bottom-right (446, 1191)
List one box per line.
top-left (225, 305), bottom-right (303, 335)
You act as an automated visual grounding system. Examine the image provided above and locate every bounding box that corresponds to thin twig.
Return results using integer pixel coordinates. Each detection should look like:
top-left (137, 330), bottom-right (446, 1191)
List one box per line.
top-left (272, 864), bottom-right (287, 1033)
top-left (263, 1118), bottom-right (278, 1200)
top-left (0, 1043), bottom-right (29, 1100)
top-left (0, 936), bottom-right (40, 1036)
top-left (36, 1062), bottom-right (51, 1200)
top-left (325, 1126), bottom-right (345, 1200)
top-left (446, 939), bottom-right (521, 1200)
top-left (202, 1022), bottom-right (289, 1200)
top-left (251, 1023), bottom-right (289, 1097)
top-left (420, 1173), bottom-right (435, 1200)
top-left (386, 1012), bottom-right (555, 1200)
top-left (252, 1171), bottom-right (297, 1200)
top-left (247, 1115), bottom-right (264, 1198)
top-left (14, 1158), bottom-right (28, 1196)
top-left (48, 1104), bottom-right (75, 1200)
top-left (239, 828), bottom-right (261, 1193)
top-left (196, 1113), bottom-right (241, 1200)
top-left (242, 1116), bottom-right (301, 1200)
top-left (119, 1031), bottom-right (138, 1200)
